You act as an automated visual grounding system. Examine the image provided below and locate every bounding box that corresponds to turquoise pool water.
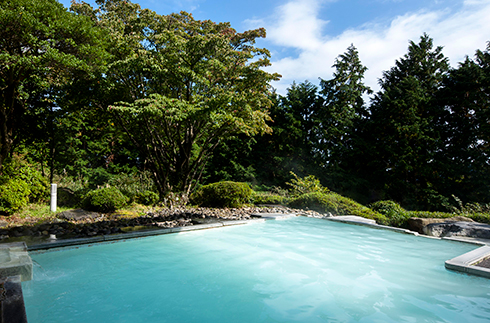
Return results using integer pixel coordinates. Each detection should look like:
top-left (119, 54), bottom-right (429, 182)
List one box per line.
top-left (22, 217), bottom-right (490, 323)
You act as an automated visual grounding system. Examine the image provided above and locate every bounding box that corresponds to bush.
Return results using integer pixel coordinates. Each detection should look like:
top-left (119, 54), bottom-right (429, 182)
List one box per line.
top-left (406, 210), bottom-right (490, 225)
top-left (82, 187), bottom-right (129, 212)
top-left (57, 187), bottom-right (78, 207)
top-left (191, 181), bottom-right (252, 208)
top-left (134, 190), bottom-right (159, 206)
top-left (2, 155), bottom-right (49, 202)
top-left (108, 171), bottom-right (156, 200)
top-left (369, 200), bottom-right (410, 227)
top-left (288, 192), bottom-right (386, 223)
top-left (252, 192), bottom-right (290, 205)
top-left (86, 167), bottom-right (113, 189)
top-left (0, 179), bottom-right (31, 215)
top-left (287, 172), bottom-right (329, 197)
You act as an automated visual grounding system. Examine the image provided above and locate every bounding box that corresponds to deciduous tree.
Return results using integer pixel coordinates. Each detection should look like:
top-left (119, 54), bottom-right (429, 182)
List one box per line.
top-left (100, 3), bottom-right (279, 195)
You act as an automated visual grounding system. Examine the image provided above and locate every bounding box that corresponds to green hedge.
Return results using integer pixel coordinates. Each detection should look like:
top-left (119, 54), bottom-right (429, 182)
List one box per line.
top-left (288, 192), bottom-right (386, 223)
top-left (82, 187), bottom-right (129, 212)
top-left (252, 193), bottom-right (290, 205)
top-left (369, 200), bottom-right (411, 227)
top-left (191, 181), bottom-right (252, 208)
top-left (0, 179), bottom-right (31, 215)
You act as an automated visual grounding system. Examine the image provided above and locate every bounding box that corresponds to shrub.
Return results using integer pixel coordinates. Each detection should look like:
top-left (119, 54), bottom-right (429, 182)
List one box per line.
top-left (369, 200), bottom-right (410, 227)
top-left (86, 167), bottom-right (113, 189)
top-left (134, 190), bottom-right (159, 206)
top-left (443, 195), bottom-right (490, 216)
top-left (0, 179), bottom-right (31, 215)
top-left (288, 192), bottom-right (386, 223)
top-left (108, 171), bottom-right (156, 199)
top-left (2, 155), bottom-right (49, 202)
top-left (252, 192), bottom-right (290, 205)
top-left (57, 187), bottom-right (78, 207)
top-left (406, 210), bottom-right (490, 225)
top-left (191, 181), bottom-right (252, 208)
top-left (82, 187), bottom-right (129, 212)
top-left (287, 172), bottom-right (329, 197)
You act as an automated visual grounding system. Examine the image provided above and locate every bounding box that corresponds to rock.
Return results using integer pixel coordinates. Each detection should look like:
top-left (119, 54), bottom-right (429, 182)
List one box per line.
top-left (0, 220), bottom-right (8, 228)
top-left (58, 209), bottom-right (100, 222)
top-left (408, 216), bottom-right (474, 234)
top-left (424, 221), bottom-right (490, 239)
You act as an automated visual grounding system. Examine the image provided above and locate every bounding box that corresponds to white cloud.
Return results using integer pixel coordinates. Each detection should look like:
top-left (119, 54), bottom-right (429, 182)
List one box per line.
top-left (266, 0), bottom-right (329, 51)
top-left (255, 0), bottom-right (490, 95)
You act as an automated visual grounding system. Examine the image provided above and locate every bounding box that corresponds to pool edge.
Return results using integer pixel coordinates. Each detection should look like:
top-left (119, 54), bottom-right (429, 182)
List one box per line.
top-left (445, 246), bottom-right (490, 278)
top-left (26, 218), bottom-right (267, 252)
top-left (320, 215), bottom-right (490, 279)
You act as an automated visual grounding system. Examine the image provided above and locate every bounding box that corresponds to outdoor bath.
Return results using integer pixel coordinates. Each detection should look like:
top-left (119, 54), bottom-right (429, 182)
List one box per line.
top-left (21, 216), bottom-right (490, 323)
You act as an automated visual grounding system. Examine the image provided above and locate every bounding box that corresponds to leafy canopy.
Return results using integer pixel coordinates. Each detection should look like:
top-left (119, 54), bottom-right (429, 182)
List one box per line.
top-left (97, 2), bottom-right (280, 195)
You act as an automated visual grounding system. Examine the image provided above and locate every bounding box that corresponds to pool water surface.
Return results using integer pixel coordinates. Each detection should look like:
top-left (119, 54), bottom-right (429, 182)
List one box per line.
top-left (22, 217), bottom-right (490, 322)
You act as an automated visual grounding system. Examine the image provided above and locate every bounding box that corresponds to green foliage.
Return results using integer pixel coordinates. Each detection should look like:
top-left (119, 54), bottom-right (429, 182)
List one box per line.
top-left (434, 44), bottom-right (490, 204)
top-left (86, 168), bottom-right (113, 189)
top-left (82, 187), bottom-right (129, 212)
top-left (361, 34), bottom-right (450, 210)
top-left (1, 155), bottom-right (49, 202)
top-left (369, 200), bottom-right (410, 227)
top-left (317, 45), bottom-right (372, 192)
top-left (191, 181), bottom-right (253, 208)
top-left (405, 211), bottom-right (453, 220)
top-left (404, 210), bottom-right (490, 226)
top-left (443, 195), bottom-right (490, 216)
top-left (288, 192), bottom-right (386, 223)
top-left (56, 188), bottom-right (78, 208)
top-left (287, 172), bottom-right (329, 197)
top-left (252, 192), bottom-right (290, 205)
top-left (134, 191), bottom-right (159, 206)
top-left (0, 0), bottom-right (108, 171)
top-left (0, 179), bottom-right (31, 215)
top-left (102, 4), bottom-right (280, 196)
top-left (108, 171), bottom-right (156, 200)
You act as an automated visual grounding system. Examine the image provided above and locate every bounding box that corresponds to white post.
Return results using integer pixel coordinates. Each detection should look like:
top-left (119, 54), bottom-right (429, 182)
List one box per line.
top-left (50, 184), bottom-right (57, 212)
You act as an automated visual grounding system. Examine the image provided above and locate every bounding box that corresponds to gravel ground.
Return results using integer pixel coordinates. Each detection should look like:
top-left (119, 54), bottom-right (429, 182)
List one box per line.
top-left (475, 257), bottom-right (490, 269)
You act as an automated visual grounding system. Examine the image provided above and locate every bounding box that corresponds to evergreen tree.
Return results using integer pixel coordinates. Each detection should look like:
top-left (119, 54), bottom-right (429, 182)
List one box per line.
top-left (365, 34), bottom-right (450, 209)
top-left (316, 44), bottom-right (372, 193)
top-left (437, 43), bottom-right (490, 203)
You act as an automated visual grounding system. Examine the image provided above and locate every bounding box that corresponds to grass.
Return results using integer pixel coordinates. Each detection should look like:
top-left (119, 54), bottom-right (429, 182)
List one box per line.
top-left (3, 202), bottom-right (158, 228)
top-left (5, 204), bottom-right (72, 227)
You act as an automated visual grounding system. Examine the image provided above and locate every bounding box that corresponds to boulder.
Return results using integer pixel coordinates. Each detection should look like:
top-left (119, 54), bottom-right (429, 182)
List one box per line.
top-left (424, 221), bottom-right (490, 239)
top-left (58, 209), bottom-right (100, 222)
top-left (408, 216), bottom-right (474, 234)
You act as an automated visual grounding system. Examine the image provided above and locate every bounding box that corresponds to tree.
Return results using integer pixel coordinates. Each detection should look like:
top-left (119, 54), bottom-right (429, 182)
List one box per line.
top-left (316, 44), bottom-right (371, 192)
top-left (436, 43), bottom-right (490, 203)
top-left (0, 0), bottom-right (107, 173)
top-left (98, 3), bottom-right (279, 195)
top-left (243, 82), bottom-right (323, 188)
top-left (365, 34), bottom-right (450, 209)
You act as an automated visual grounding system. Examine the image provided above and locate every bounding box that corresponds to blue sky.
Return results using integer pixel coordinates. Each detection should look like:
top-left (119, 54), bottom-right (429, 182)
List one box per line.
top-left (59, 0), bottom-right (490, 95)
